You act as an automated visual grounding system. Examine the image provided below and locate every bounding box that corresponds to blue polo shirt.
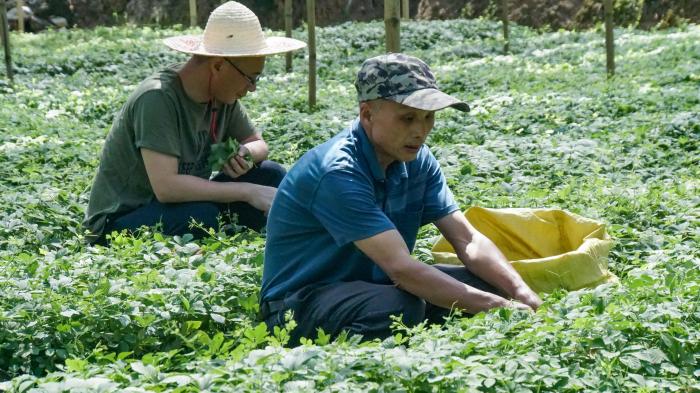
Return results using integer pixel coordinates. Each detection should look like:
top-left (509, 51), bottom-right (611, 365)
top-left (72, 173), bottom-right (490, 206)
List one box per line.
top-left (261, 118), bottom-right (459, 301)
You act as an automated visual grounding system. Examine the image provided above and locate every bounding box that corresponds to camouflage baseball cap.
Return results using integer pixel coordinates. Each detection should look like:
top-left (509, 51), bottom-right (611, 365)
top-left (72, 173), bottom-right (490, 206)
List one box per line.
top-left (355, 53), bottom-right (469, 112)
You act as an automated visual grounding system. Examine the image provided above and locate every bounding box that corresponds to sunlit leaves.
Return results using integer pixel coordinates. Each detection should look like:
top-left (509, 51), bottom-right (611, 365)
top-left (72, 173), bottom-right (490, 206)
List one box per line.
top-left (0, 19), bottom-right (698, 392)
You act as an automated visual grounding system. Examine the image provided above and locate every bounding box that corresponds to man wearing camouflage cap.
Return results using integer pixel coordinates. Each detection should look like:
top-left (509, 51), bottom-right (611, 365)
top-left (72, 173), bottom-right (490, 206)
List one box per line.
top-left (260, 53), bottom-right (541, 343)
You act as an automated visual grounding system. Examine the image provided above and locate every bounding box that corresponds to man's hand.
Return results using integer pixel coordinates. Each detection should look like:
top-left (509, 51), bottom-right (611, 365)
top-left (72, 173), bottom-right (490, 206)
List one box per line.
top-left (436, 211), bottom-right (543, 311)
top-left (223, 145), bottom-right (253, 178)
top-left (245, 184), bottom-right (276, 214)
top-left (512, 286), bottom-right (542, 311)
top-left (507, 300), bottom-right (534, 312)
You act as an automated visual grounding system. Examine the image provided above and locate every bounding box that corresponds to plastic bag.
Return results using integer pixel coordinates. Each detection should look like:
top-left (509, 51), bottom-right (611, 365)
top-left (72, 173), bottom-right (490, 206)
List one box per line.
top-left (432, 207), bottom-right (617, 293)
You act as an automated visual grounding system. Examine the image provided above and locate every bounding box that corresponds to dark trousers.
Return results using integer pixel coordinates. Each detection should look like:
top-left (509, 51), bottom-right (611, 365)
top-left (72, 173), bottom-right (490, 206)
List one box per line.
top-left (262, 264), bottom-right (503, 345)
top-left (102, 160), bottom-right (285, 242)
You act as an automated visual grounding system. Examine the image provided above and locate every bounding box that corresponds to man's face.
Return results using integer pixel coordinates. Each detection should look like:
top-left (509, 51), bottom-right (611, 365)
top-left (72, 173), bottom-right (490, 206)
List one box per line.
top-left (214, 56), bottom-right (265, 103)
top-left (361, 99), bottom-right (435, 169)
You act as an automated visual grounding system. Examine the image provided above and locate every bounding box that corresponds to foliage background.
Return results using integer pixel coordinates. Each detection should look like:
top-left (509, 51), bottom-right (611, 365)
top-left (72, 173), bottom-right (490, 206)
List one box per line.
top-left (0, 15), bottom-right (698, 392)
top-left (14, 0), bottom-right (700, 30)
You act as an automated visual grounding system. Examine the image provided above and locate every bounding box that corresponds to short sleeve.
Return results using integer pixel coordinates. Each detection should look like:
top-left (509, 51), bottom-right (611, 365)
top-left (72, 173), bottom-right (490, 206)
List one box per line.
top-left (224, 101), bottom-right (256, 142)
top-left (132, 90), bottom-right (180, 157)
top-left (421, 150), bottom-right (459, 224)
top-left (310, 169), bottom-right (396, 246)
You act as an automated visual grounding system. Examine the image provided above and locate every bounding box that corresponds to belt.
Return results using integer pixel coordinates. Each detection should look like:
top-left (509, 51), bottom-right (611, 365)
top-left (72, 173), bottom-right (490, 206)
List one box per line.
top-left (260, 299), bottom-right (287, 319)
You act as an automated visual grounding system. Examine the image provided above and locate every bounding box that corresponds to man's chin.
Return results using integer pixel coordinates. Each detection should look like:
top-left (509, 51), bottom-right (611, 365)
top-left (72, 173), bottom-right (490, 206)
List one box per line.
top-left (225, 93), bottom-right (245, 103)
top-left (398, 153), bottom-right (420, 163)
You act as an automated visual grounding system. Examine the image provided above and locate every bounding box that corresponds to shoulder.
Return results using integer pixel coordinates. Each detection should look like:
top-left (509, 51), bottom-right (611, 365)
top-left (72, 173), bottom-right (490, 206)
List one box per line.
top-left (127, 67), bottom-right (181, 107)
top-left (278, 128), bottom-right (371, 197)
top-left (298, 129), bottom-right (367, 180)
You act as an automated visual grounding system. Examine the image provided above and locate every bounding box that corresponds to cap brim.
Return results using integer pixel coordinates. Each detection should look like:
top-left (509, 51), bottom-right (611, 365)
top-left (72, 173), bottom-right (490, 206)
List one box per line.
top-left (163, 35), bottom-right (307, 57)
top-left (392, 88), bottom-right (470, 112)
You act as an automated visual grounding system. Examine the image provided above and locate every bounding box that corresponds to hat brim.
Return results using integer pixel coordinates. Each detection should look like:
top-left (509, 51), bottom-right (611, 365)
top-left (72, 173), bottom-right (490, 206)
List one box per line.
top-left (164, 35), bottom-right (307, 57)
top-left (390, 88), bottom-right (470, 112)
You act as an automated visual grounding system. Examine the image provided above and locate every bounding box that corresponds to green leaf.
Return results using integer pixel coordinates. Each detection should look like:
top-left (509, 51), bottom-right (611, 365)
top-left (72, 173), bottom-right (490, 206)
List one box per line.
top-left (208, 138), bottom-right (250, 172)
top-left (315, 328), bottom-right (331, 346)
top-left (117, 352), bottom-right (133, 361)
top-left (65, 358), bottom-right (87, 372)
top-left (627, 373), bottom-right (646, 387)
top-left (209, 332), bottom-right (225, 354)
top-left (131, 361), bottom-right (158, 379)
top-left (620, 355), bottom-right (641, 370)
top-left (632, 348), bottom-right (668, 365)
top-left (210, 313), bottom-right (225, 324)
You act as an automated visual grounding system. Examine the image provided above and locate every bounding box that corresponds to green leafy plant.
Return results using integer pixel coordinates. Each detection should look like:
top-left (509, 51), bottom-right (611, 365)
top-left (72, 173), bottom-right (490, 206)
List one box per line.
top-left (208, 138), bottom-right (254, 172)
top-left (0, 19), bottom-right (698, 392)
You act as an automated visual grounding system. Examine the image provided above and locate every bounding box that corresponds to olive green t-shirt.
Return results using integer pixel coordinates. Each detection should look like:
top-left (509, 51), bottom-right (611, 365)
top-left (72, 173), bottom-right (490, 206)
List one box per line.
top-left (83, 65), bottom-right (256, 241)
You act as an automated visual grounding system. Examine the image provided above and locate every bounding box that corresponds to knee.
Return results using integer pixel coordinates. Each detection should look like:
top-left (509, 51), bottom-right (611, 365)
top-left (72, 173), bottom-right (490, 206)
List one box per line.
top-left (257, 161), bottom-right (287, 187)
top-left (187, 202), bottom-right (220, 230)
top-left (394, 291), bottom-right (426, 327)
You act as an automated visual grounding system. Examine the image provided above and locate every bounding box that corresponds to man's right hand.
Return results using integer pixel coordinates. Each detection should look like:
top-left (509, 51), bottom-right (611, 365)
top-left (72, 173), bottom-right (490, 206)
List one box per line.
top-left (246, 184), bottom-right (277, 214)
top-left (512, 287), bottom-right (543, 311)
top-left (223, 153), bottom-right (252, 179)
top-left (507, 300), bottom-right (535, 312)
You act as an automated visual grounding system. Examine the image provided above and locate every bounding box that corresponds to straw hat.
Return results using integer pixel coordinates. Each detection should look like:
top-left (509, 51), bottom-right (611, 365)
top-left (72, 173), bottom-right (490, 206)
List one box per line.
top-left (164, 1), bottom-right (306, 57)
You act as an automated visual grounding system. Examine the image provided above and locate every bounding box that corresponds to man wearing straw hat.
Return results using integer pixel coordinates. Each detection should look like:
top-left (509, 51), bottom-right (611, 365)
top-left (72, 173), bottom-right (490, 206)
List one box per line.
top-left (83, 2), bottom-right (305, 244)
top-left (261, 53), bottom-right (541, 343)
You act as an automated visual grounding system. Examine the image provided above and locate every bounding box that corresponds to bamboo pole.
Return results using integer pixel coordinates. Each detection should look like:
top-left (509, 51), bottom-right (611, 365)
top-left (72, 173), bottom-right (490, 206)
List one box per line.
top-left (285, 0), bottom-right (292, 72)
top-left (603, 0), bottom-right (615, 76)
top-left (17, 0), bottom-right (24, 33)
top-left (189, 0), bottom-right (197, 27)
top-left (1, 1), bottom-right (12, 83)
top-left (501, 0), bottom-right (509, 53)
top-left (307, 0), bottom-right (316, 109)
top-left (401, 0), bottom-right (409, 20)
top-left (384, 0), bottom-right (400, 53)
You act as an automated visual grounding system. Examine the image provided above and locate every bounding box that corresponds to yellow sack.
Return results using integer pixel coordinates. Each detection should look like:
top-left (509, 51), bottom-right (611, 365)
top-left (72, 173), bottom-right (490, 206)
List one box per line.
top-left (431, 207), bottom-right (617, 294)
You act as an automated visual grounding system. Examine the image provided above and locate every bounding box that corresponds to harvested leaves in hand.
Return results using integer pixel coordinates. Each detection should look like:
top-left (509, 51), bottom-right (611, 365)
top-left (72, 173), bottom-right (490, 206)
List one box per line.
top-left (208, 138), bottom-right (254, 171)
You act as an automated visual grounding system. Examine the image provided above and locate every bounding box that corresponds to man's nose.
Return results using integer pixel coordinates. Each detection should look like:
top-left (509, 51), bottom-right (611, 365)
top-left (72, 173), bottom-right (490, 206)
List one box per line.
top-left (413, 120), bottom-right (432, 138)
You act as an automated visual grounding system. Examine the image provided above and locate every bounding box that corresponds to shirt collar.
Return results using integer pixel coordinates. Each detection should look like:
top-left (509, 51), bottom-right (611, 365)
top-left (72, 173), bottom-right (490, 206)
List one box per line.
top-left (352, 117), bottom-right (408, 181)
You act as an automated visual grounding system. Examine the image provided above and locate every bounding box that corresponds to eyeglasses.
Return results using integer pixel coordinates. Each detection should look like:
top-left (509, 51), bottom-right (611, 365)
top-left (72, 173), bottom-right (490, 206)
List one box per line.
top-left (224, 58), bottom-right (259, 88)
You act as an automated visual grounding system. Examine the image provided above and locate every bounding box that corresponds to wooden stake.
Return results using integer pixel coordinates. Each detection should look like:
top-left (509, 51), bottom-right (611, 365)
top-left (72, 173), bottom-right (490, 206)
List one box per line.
top-left (401, 0), bottom-right (409, 20)
top-left (1, 1), bottom-right (12, 83)
top-left (603, 0), bottom-right (615, 76)
top-left (384, 0), bottom-right (400, 53)
top-left (285, 0), bottom-right (292, 72)
top-left (189, 0), bottom-right (197, 27)
top-left (501, 0), bottom-right (509, 53)
top-left (17, 0), bottom-right (24, 33)
top-left (307, 0), bottom-right (316, 109)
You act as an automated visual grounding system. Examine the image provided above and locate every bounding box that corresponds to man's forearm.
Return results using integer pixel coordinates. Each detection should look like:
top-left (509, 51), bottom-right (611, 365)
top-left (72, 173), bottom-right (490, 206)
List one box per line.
top-left (435, 211), bottom-right (541, 309)
top-left (152, 173), bottom-right (254, 204)
top-left (390, 257), bottom-right (511, 314)
top-left (457, 234), bottom-right (531, 298)
top-left (356, 230), bottom-right (513, 314)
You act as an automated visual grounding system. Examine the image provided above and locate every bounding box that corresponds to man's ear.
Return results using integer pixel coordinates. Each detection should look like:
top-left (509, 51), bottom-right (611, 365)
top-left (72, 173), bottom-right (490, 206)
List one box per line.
top-left (359, 102), bottom-right (370, 119)
top-left (359, 102), bottom-right (373, 130)
top-left (210, 58), bottom-right (224, 73)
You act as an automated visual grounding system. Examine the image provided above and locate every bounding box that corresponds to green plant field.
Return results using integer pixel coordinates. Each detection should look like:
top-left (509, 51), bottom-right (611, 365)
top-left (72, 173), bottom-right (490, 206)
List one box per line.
top-left (0, 19), bottom-right (698, 392)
